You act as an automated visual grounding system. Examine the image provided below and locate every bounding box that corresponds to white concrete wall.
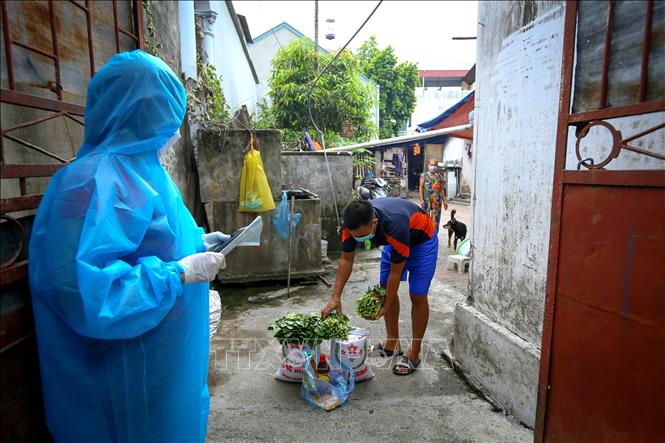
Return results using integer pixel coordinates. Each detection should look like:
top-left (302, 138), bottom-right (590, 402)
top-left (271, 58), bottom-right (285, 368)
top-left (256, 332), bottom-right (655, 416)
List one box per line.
top-left (471, 0), bottom-right (664, 346)
top-left (452, 1), bottom-right (567, 427)
top-left (470, 1), bottom-right (566, 344)
top-left (443, 137), bottom-right (465, 162)
top-left (454, 1), bottom-right (664, 427)
top-left (462, 140), bottom-right (473, 195)
top-left (208, 1), bottom-right (258, 113)
top-left (179, 1), bottom-right (197, 80)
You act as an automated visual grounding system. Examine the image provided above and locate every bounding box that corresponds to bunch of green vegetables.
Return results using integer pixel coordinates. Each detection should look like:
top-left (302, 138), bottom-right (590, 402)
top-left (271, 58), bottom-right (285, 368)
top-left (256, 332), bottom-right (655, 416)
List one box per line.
top-left (323, 312), bottom-right (352, 340)
top-left (268, 312), bottom-right (351, 346)
top-left (356, 285), bottom-right (386, 320)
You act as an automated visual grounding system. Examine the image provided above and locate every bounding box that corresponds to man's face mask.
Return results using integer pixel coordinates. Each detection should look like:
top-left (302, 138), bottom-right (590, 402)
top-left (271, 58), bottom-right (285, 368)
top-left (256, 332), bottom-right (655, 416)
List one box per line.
top-left (352, 218), bottom-right (377, 242)
top-left (159, 130), bottom-right (181, 157)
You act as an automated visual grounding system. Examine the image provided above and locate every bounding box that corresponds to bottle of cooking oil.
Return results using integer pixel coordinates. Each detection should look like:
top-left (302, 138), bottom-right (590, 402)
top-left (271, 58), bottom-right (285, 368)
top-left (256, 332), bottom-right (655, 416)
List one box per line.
top-left (316, 354), bottom-right (330, 383)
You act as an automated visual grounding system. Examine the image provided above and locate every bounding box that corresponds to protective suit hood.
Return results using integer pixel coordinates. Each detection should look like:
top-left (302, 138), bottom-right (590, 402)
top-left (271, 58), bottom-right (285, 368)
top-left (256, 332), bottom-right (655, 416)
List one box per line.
top-left (78, 50), bottom-right (186, 158)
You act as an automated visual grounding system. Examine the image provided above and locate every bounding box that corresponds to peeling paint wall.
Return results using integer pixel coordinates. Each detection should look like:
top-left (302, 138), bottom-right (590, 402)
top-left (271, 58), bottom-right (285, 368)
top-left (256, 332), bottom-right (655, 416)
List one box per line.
top-left (471, 1), bottom-right (565, 345)
top-left (0, 1), bottom-right (137, 202)
top-left (455, 0), bottom-right (664, 426)
top-left (148, 1), bottom-right (206, 221)
top-left (471, 0), bottom-right (664, 347)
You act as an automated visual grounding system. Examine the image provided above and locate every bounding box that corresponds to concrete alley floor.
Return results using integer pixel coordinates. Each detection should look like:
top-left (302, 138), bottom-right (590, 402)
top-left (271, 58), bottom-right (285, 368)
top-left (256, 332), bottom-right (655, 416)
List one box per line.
top-left (206, 202), bottom-right (532, 443)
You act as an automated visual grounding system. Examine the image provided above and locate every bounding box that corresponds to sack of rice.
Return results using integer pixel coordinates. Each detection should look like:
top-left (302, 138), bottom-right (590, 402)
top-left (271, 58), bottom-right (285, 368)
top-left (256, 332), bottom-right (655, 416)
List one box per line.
top-left (274, 342), bottom-right (321, 382)
top-left (331, 328), bottom-right (374, 382)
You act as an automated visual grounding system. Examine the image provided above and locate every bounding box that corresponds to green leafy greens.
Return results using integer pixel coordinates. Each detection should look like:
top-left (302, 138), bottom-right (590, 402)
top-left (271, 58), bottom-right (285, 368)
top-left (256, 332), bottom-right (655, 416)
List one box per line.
top-left (323, 312), bottom-right (352, 340)
top-left (268, 312), bottom-right (351, 346)
top-left (356, 285), bottom-right (386, 320)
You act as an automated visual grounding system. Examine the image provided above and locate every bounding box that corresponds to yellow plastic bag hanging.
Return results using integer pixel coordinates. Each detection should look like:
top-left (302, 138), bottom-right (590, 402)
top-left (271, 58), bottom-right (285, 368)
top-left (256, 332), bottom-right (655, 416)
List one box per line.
top-left (239, 135), bottom-right (275, 212)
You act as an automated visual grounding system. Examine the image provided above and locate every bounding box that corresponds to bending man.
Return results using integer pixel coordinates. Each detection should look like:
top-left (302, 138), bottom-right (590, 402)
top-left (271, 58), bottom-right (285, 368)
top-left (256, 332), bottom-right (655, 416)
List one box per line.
top-left (321, 198), bottom-right (439, 376)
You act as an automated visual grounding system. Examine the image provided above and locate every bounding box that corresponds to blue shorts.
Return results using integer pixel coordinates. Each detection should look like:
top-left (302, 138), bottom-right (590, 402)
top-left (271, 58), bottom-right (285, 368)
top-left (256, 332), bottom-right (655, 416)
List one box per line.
top-left (379, 234), bottom-right (439, 296)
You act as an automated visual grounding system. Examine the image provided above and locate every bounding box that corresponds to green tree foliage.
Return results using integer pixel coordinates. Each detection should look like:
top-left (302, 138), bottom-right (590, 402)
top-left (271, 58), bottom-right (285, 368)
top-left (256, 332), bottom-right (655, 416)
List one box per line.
top-left (266, 38), bottom-right (376, 149)
top-left (357, 36), bottom-right (419, 139)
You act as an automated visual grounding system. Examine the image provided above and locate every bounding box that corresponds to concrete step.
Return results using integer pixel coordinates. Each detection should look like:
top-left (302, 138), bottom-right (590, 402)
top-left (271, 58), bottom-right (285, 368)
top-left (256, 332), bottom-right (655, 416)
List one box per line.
top-left (449, 197), bottom-right (471, 206)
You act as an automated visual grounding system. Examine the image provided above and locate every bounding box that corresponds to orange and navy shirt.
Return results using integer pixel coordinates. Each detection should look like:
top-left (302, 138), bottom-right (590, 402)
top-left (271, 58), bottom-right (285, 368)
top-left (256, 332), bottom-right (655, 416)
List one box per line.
top-left (342, 198), bottom-right (436, 264)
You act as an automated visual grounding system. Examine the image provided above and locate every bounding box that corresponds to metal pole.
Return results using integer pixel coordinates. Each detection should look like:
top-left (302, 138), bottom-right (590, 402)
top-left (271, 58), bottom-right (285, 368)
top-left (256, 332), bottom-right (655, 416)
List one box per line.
top-left (287, 195), bottom-right (295, 296)
top-left (314, 0), bottom-right (319, 47)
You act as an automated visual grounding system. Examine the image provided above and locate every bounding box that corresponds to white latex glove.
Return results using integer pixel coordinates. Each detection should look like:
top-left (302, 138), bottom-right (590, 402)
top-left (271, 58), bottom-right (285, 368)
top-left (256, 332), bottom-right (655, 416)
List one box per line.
top-left (178, 252), bottom-right (226, 283)
top-left (202, 231), bottom-right (231, 251)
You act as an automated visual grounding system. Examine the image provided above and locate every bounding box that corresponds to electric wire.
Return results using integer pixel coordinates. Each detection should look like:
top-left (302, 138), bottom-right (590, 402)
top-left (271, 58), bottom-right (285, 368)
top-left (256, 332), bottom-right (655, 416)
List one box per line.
top-left (306, 0), bottom-right (383, 232)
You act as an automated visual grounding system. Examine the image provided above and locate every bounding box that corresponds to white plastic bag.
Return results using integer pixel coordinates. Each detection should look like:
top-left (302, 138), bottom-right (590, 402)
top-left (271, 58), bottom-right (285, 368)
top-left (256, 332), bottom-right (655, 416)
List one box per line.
top-left (274, 342), bottom-right (320, 382)
top-left (209, 290), bottom-right (222, 341)
top-left (331, 328), bottom-right (375, 382)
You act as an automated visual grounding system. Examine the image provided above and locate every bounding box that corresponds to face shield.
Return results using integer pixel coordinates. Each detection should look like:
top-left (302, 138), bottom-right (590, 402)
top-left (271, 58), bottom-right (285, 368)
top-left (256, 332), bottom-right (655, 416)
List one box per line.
top-left (159, 129), bottom-right (181, 157)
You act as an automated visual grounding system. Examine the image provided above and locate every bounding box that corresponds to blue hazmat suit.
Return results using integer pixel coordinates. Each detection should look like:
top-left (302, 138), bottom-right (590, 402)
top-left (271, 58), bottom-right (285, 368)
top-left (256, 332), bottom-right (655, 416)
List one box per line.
top-left (29, 50), bottom-right (210, 442)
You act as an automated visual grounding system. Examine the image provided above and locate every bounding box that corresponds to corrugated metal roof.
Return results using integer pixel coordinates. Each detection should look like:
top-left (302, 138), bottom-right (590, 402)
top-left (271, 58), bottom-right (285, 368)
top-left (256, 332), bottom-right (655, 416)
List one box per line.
top-left (326, 124), bottom-right (472, 152)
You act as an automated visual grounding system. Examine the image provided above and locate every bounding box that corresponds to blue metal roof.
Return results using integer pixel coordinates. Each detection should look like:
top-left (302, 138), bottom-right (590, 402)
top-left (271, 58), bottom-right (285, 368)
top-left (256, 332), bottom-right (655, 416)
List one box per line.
top-left (251, 22), bottom-right (378, 88)
top-left (416, 91), bottom-right (475, 131)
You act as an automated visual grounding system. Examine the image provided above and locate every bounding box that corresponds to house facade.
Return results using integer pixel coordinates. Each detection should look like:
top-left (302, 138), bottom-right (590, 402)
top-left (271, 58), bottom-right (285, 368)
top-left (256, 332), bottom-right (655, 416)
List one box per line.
top-left (408, 70), bottom-right (469, 134)
top-left (417, 91), bottom-right (475, 198)
top-left (189, 1), bottom-right (259, 114)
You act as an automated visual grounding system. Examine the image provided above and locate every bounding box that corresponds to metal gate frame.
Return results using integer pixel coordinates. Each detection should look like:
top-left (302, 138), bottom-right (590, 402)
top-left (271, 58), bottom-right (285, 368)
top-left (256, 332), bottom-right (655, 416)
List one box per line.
top-left (535, 0), bottom-right (665, 441)
top-left (1, 0), bottom-right (144, 286)
top-left (1, 2), bottom-right (145, 439)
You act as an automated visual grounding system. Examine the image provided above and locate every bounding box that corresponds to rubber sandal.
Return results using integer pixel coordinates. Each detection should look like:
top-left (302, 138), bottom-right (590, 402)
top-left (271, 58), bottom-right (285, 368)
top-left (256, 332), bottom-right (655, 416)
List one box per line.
top-left (369, 343), bottom-right (403, 358)
top-left (392, 355), bottom-right (421, 376)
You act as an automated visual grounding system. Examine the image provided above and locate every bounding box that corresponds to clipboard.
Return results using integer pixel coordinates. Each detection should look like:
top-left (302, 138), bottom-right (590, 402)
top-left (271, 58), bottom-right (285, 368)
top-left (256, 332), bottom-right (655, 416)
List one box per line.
top-left (209, 216), bottom-right (263, 255)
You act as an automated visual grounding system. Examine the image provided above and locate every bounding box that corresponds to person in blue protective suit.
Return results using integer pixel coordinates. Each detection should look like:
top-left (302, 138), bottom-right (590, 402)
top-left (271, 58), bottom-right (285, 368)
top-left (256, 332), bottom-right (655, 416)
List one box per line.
top-left (28, 50), bottom-right (228, 443)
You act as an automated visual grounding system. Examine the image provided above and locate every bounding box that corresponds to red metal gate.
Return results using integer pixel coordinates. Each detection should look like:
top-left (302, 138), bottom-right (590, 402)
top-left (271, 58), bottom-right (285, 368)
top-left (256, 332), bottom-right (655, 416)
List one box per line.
top-left (536, 1), bottom-right (665, 442)
top-left (1, 2), bottom-right (143, 440)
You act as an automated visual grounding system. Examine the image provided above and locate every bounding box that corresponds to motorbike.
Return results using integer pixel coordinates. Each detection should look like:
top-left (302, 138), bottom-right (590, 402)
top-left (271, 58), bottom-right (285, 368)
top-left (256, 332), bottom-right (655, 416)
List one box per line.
top-left (357, 177), bottom-right (390, 200)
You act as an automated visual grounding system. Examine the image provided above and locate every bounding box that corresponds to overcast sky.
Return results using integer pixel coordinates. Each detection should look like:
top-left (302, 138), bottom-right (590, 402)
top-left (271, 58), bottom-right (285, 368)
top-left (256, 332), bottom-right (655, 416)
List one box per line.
top-left (234, 1), bottom-right (478, 70)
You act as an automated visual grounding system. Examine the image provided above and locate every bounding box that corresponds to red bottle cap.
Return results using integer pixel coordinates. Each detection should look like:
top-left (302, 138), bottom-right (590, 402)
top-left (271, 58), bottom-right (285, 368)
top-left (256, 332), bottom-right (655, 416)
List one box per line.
top-left (319, 354), bottom-right (326, 363)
